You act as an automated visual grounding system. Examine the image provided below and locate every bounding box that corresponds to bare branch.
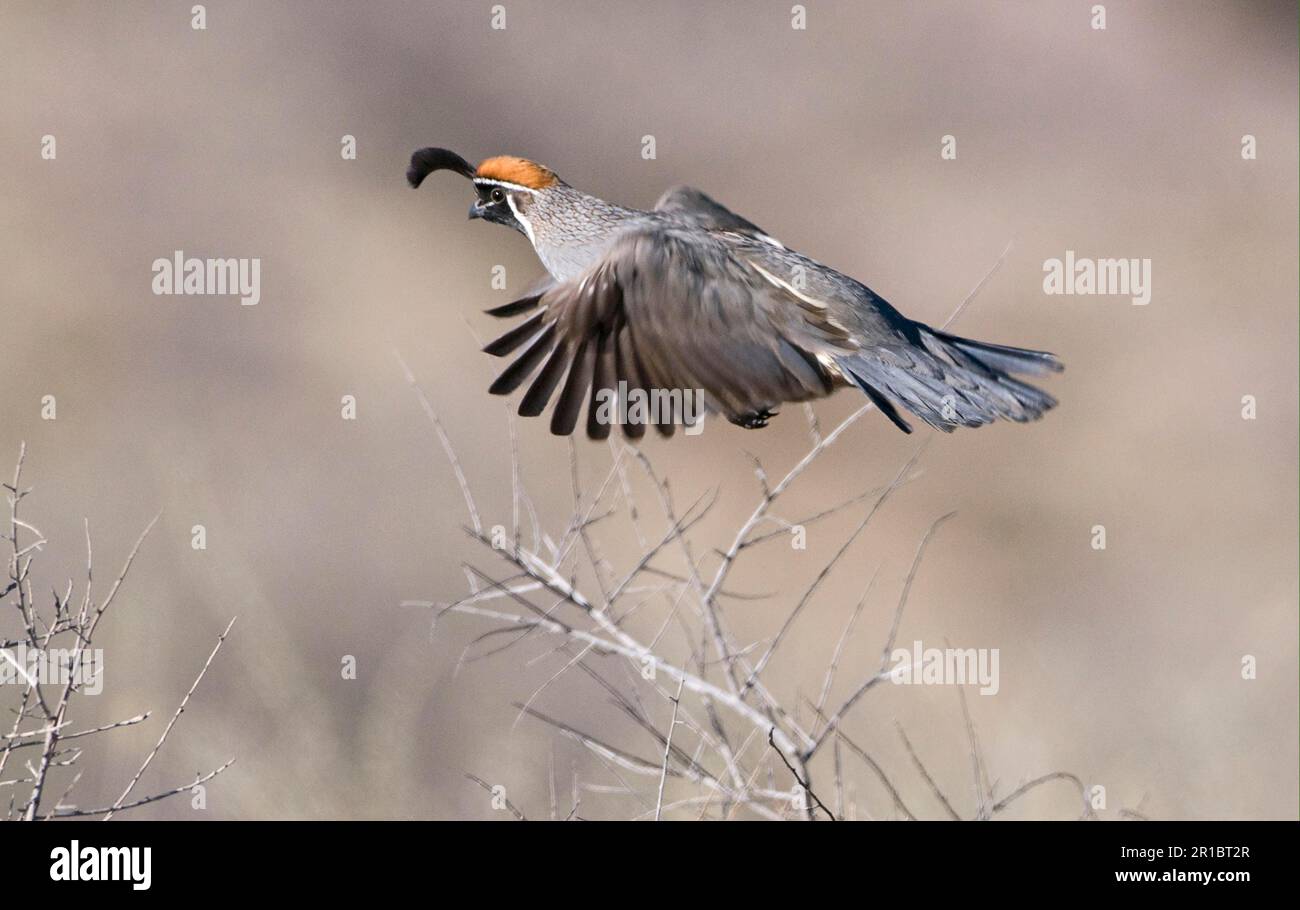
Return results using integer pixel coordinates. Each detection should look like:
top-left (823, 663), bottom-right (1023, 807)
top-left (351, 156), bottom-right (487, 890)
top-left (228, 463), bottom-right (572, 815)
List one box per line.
top-left (941, 239), bottom-right (1012, 330)
top-left (42, 761), bottom-right (235, 819)
top-left (465, 773), bottom-right (526, 820)
top-left (807, 511), bottom-right (956, 759)
top-left (395, 348), bottom-right (482, 537)
top-left (103, 617), bottom-right (237, 820)
top-left (654, 676), bottom-right (686, 820)
top-left (767, 728), bottom-right (834, 821)
top-left (896, 722), bottom-right (962, 820)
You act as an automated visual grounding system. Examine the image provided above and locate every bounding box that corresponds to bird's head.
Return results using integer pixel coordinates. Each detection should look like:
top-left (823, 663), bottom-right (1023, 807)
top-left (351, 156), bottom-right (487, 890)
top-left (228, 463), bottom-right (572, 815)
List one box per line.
top-left (407, 147), bottom-right (562, 238)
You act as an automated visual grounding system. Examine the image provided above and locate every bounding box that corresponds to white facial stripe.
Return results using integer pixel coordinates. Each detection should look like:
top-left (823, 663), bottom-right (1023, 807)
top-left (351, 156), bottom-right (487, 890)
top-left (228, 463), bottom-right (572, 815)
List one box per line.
top-left (506, 194), bottom-right (536, 245)
top-left (472, 178), bottom-right (539, 195)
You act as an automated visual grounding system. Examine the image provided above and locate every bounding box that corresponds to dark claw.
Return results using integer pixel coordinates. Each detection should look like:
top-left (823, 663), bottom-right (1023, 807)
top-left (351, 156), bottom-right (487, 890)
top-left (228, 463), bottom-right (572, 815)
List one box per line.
top-left (731, 408), bottom-right (778, 429)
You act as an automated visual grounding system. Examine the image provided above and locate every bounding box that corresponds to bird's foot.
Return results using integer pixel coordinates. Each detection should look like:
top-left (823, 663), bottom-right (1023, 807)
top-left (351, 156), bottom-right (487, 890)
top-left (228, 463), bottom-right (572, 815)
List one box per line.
top-left (731, 408), bottom-right (778, 429)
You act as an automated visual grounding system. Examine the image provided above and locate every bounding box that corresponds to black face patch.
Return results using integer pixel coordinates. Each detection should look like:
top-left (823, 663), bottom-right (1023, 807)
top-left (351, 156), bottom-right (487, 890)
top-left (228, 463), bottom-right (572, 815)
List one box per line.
top-left (470, 181), bottom-right (525, 234)
top-left (475, 183), bottom-right (507, 204)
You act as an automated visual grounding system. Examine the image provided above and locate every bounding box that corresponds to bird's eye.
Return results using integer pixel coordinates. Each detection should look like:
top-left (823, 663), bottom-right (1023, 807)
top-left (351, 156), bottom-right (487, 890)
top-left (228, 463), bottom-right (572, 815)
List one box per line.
top-left (490, 188), bottom-right (505, 203)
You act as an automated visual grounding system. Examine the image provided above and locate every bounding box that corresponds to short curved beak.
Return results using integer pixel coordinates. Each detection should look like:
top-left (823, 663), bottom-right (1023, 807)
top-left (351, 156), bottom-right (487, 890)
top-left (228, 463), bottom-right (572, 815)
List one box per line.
top-left (468, 201), bottom-right (484, 221)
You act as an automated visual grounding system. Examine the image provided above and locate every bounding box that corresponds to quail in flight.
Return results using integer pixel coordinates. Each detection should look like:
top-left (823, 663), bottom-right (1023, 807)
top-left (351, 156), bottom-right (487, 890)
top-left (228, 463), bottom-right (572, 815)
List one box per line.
top-left (407, 147), bottom-right (1062, 439)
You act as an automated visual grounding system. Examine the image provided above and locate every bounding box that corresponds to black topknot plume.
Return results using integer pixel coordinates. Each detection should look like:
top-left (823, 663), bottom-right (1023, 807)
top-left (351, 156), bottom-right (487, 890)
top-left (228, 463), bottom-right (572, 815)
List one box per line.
top-left (407, 147), bottom-right (476, 188)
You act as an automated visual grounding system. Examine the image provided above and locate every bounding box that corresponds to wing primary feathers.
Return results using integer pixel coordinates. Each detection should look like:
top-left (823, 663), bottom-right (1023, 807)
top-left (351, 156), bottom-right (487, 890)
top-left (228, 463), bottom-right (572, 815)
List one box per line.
top-left (655, 418), bottom-right (676, 438)
top-left (519, 340), bottom-right (570, 417)
top-left (488, 323), bottom-right (557, 395)
top-left (613, 325), bottom-right (646, 440)
top-left (551, 339), bottom-right (594, 436)
top-left (618, 324), bottom-right (676, 437)
top-left (482, 311), bottom-right (547, 357)
top-left (644, 343), bottom-right (677, 437)
top-left (587, 331), bottom-right (617, 440)
top-left (484, 294), bottom-right (544, 318)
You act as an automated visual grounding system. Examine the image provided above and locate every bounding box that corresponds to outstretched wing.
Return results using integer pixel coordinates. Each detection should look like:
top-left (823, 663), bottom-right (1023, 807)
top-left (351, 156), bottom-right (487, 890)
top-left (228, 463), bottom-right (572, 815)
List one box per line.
top-left (653, 186), bottom-right (784, 247)
top-left (480, 225), bottom-right (852, 438)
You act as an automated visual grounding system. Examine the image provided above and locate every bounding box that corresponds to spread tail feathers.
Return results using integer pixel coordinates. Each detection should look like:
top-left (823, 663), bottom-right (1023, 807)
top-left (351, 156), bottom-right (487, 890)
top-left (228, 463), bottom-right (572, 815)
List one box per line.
top-left (841, 326), bottom-right (1063, 433)
top-left (929, 329), bottom-right (1063, 377)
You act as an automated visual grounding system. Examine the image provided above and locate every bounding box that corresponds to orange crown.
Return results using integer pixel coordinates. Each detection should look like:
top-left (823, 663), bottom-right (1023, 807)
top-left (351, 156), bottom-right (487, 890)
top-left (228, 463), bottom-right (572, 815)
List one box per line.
top-left (475, 156), bottom-right (560, 190)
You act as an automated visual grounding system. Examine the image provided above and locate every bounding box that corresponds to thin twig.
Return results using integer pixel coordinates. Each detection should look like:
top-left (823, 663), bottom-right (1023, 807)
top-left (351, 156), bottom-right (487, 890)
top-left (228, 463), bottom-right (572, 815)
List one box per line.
top-left (767, 728), bottom-right (834, 821)
top-left (807, 511), bottom-right (956, 758)
top-left (395, 349), bottom-right (482, 537)
top-left (465, 773), bottom-right (526, 820)
top-left (896, 721), bottom-right (962, 820)
top-left (655, 677), bottom-right (686, 821)
top-left (941, 239), bottom-right (1013, 330)
top-left (103, 617), bottom-right (237, 820)
top-left (42, 761), bottom-right (235, 819)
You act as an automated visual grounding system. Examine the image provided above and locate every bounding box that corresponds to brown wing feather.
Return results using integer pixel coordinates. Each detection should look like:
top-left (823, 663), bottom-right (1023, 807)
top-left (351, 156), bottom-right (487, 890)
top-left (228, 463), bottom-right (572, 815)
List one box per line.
top-left (613, 322), bottom-right (648, 439)
top-left (484, 225), bottom-right (847, 435)
top-left (519, 339), bottom-right (570, 416)
top-left (587, 331), bottom-right (617, 440)
top-left (488, 323), bottom-right (556, 395)
top-left (483, 310), bottom-right (548, 356)
top-left (550, 339), bottom-right (593, 436)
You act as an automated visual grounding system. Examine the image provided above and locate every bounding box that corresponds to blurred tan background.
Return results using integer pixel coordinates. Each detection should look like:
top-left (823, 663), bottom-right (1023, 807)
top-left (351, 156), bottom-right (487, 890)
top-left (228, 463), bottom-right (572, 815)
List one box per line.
top-left (1, 0), bottom-right (1295, 819)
